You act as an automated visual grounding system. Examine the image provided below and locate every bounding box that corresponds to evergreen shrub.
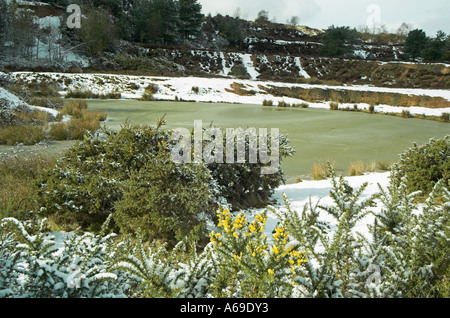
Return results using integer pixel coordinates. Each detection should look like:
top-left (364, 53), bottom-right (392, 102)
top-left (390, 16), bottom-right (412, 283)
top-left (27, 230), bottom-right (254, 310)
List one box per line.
top-left (36, 121), bottom-right (219, 244)
top-left (391, 136), bottom-right (449, 196)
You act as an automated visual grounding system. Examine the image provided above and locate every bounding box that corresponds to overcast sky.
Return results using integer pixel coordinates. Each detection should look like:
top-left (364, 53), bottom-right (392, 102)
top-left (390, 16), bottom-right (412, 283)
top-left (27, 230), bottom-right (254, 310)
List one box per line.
top-left (198, 0), bottom-right (450, 36)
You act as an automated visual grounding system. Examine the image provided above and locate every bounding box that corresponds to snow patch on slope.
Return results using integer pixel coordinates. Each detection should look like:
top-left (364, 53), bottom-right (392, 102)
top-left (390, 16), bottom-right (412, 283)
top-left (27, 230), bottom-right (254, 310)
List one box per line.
top-left (0, 87), bottom-right (30, 110)
top-left (294, 57), bottom-right (311, 79)
top-left (240, 54), bottom-right (260, 80)
top-left (0, 86), bottom-right (59, 116)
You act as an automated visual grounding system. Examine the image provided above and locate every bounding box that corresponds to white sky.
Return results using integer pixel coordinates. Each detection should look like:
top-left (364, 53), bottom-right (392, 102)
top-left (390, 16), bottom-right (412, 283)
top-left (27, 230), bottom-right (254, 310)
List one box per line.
top-left (198, 0), bottom-right (450, 36)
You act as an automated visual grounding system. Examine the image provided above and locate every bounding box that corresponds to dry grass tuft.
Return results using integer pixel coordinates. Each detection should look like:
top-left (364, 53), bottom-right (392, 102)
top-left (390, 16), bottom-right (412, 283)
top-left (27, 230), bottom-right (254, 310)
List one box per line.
top-left (349, 161), bottom-right (365, 176)
top-left (0, 155), bottom-right (56, 220)
top-left (312, 161), bottom-right (335, 180)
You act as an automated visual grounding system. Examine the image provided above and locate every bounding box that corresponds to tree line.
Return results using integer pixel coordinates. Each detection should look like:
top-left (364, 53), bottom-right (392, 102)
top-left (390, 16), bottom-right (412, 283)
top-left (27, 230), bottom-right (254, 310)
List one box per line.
top-left (0, 0), bottom-right (205, 59)
top-left (320, 25), bottom-right (450, 62)
top-left (1, 0), bottom-right (449, 62)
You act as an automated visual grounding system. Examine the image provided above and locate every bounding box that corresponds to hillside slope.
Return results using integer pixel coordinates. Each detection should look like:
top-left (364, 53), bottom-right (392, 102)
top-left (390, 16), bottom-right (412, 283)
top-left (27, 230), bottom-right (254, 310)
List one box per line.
top-left (0, 1), bottom-right (449, 90)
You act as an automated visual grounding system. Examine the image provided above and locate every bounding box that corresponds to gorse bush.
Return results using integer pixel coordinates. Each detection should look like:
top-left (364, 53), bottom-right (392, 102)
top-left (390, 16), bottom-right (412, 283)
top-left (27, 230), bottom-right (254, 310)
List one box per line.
top-left (2, 164), bottom-right (447, 298)
top-left (0, 216), bottom-right (137, 298)
top-left (35, 121), bottom-right (171, 230)
top-left (203, 125), bottom-right (295, 211)
top-left (391, 136), bottom-right (449, 196)
top-left (208, 210), bottom-right (307, 297)
top-left (370, 172), bottom-right (450, 297)
top-left (229, 64), bottom-right (251, 79)
top-left (114, 152), bottom-right (218, 245)
top-left (36, 120), bottom-right (219, 245)
top-left (36, 119), bottom-right (294, 242)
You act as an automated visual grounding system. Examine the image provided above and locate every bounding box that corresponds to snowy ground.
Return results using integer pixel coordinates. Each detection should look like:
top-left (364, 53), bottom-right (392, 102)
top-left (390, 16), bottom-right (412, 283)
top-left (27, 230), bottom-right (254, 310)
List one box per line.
top-left (0, 87), bottom-right (29, 110)
top-left (0, 86), bottom-right (59, 116)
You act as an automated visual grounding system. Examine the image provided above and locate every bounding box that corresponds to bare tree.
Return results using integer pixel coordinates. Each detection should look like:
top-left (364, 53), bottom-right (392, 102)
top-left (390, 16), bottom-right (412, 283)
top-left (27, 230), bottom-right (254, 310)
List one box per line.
top-left (234, 7), bottom-right (241, 19)
top-left (287, 16), bottom-right (299, 28)
top-left (255, 10), bottom-right (270, 25)
top-left (396, 22), bottom-right (414, 43)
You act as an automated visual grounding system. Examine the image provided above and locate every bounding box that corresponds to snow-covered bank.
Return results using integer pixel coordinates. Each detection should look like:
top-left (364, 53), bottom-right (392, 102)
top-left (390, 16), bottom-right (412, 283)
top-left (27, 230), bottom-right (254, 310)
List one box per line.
top-left (0, 87), bottom-right (29, 109)
top-left (0, 87), bottom-right (59, 116)
top-left (5, 72), bottom-right (450, 117)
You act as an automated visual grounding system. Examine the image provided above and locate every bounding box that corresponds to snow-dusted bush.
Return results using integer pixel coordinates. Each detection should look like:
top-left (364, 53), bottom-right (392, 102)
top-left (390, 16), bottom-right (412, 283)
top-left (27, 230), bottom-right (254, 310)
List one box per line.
top-left (368, 176), bottom-right (450, 297)
top-left (113, 209), bottom-right (309, 298)
top-left (272, 167), bottom-right (378, 297)
top-left (114, 151), bottom-right (218, 245)
top-left (207, 209), bottom-right (308, 297)
top-left (0, 216), bottom-right (137, 298)
top-left (37, 120), bottom-right (219, 243)
top-left (272, 166), bottom-right (449, 298)
top-left (391, 135), bottom-right (449, 196)
top-left (205, 128), bottom-right (295, 211)
top-left (35, 120), bottom-right (181, 231)
top-left (2, 165), bottom-right (448, 298)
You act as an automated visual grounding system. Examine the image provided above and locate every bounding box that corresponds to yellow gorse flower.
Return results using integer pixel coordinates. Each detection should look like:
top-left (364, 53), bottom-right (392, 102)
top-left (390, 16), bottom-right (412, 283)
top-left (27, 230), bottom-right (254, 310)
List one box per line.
top-left (211, 209), bottom-right (308, 275)
top-left (273, 226), bottom-right (289, 241)
top-left (217, 209), bottom-right (232, 232)
top-left (232, 213), bottom-right (248, 232)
